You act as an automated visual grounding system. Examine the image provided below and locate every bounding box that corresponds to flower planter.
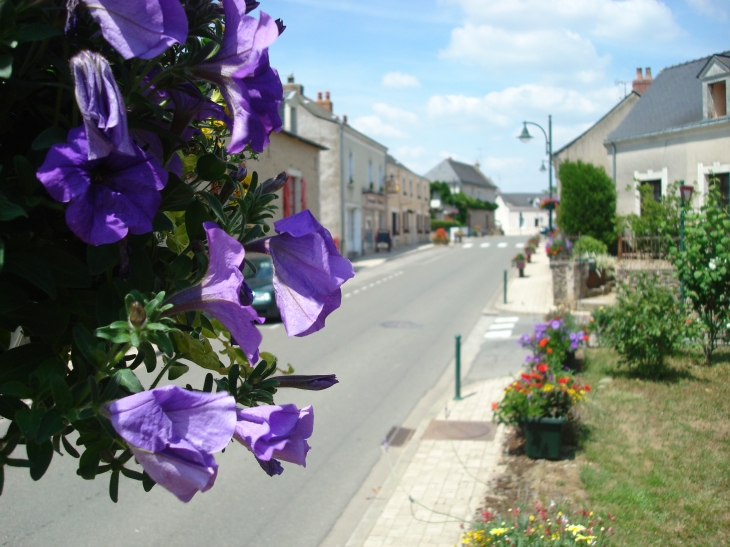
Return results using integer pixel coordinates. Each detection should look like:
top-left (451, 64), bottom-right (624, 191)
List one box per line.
top-left (525, 250), bottom-right (533, 263)
top-left (515, 260), bottom-right (526, 277)
top-left (586, 269), bottom-right (607, 288)
top-left (523, 416), bottom-right (566, 460)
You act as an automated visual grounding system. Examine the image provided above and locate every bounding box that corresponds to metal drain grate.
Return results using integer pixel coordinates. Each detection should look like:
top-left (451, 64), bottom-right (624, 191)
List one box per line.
top-left (385, 426), bottom-right (415, 447)
top-left (380, 320), bottom-right (421, 329)
top-left (422, 420), bottom-right (496, 441)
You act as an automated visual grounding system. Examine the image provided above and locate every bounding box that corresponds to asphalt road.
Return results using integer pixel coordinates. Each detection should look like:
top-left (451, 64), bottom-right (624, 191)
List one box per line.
top-left (1, 235), bottom-right (529, 547)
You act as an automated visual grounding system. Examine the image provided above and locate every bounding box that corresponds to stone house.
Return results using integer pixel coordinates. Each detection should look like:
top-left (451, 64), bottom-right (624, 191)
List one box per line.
top-left (385, 155), bottom-right (431, 247)
top-left (494, 193), bottom-right (549, 235)
top-left (605, 53), bottom-right (730, 215)
top-left (280, 77), bottom-right (388, 257)
top-left (249, 129), bottom-right (326, 223)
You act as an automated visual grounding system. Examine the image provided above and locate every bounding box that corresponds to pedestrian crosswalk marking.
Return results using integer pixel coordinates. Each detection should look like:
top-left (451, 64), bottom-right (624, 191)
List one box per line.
top-left (494, 316), bottom-right (519, 323)
top-left (515, 243), bottom-right (525, 248)
top-left (497, 242), bottom-right (508, 248)
top-left (462, 243), bottom-right (473, 249)
top-left (484, 330), bottom-right (512, 339)
top-left (485, 316), bottom-right (519, 339)
top-left (480, 243), bottom-right (490, 248)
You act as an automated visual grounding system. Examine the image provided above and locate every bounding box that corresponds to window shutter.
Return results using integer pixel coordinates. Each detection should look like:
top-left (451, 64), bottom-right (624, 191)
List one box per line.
top-left (301, 177), bottom-right (307, 210)
top-left (283, 176), bottom-right (292, 217)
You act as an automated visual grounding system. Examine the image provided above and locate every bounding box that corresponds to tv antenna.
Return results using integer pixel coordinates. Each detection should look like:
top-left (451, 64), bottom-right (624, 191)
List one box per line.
top-left (615, 79), bottom-right (629, 99)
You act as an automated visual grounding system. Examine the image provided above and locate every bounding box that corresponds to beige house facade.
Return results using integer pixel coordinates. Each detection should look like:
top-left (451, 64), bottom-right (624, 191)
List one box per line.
top-left (606, 53), bottom-right (730, 216)
top-left (249, 129), bottom-right (326, 223)
top-left (280, 77), bottom-right (387, 257)
top-left (385, 155), bottom-right (431, 247)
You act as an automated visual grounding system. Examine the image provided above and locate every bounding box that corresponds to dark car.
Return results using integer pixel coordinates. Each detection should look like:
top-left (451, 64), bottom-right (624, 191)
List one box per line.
top-left (243, 255), bottom-right (279, 320)
top-left (375, 229), bottom-right (392, 252)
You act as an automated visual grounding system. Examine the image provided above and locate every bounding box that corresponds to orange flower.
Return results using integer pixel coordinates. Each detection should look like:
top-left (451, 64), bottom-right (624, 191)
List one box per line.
top-left (557, 377), bottom-right (569, 385)
top-left (546, 348), bottom-right (553, 354)
top-left (491, 402), bottom-right (499, 410)
top-left (583, 334), bottom-right (589, 341)
top-left (536, 364), bottom-right (548, 373)
top-left (538, 338), bottom-right (549, 348)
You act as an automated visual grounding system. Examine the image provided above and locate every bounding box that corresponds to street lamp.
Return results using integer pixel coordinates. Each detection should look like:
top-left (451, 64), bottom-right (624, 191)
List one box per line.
top-left (518, 116), bottom-right (553, 230)
top-left (679, 182), bottom-right (694, 302)
top-left (540, 160), bottom-right (548, 173)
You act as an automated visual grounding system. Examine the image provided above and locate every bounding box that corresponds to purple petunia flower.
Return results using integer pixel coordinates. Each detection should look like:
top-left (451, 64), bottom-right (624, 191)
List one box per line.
top-left (36, 126), bottom-right (167, 246)
top-left (192, 2), bottom-right (282, 153)
top-left (234, 403), bottom-right (313, 475)
top-left (107, 385), bottom-right (237, 502)
top-left (71, 50), bottom-right (134, 160)
top-left (79, 0), bottom-right (188, 60)
top-left (168, 84), bottom-right (233, 137)
top-left (247, 210), bottom-right (354, 337)
top-left (164, 222), bottom-right (263, 364)
top-left (550, 320), bottom-right (561, 330)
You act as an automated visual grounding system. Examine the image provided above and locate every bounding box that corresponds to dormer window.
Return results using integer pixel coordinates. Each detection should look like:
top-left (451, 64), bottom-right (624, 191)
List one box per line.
top-left (699, 55), bottom-right (730, 120)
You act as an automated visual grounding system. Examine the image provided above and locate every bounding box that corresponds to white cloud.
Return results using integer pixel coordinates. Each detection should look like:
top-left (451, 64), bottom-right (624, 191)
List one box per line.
top-left (442, 0), bottom-right (681, 43)
top-left (428, 84), bottom-right (618, 125)
top-left (395, 146), bottom-right (428, 160)
top-left (351, 115), bottom-right (407, 138)
top-left (686, 0), bottom-right (727, 20)
top-left (373, 103), bottom-right (420, 126)
top-left (481, 157), bottom-right (525, 171)
top-left (381, 72), bottom-right (421, 88)
top-left (441, 25), bottom-right (610, 76)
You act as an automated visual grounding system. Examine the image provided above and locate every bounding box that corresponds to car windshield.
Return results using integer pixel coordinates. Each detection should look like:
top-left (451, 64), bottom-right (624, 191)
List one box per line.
top-left (243, 257), bottom-right (273, 280)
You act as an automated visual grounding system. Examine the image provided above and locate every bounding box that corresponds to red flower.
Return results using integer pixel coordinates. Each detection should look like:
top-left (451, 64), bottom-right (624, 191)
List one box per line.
top-left (491, 402), bottom-right (499, 410)
top-left (521, 373), bottom-right (532, 381)
top-left (538, 338), bottom-right (549, 348)
top-left (546, 348), bottom-right (553, 355)
top-left (584, 384), bottom-right (591, 392)
top-left (536, 364), bottom-right (548, 373)
top-left (583, 334), bottom-right (589, 341)
top-left (558, 377), bottom-right (569, 385)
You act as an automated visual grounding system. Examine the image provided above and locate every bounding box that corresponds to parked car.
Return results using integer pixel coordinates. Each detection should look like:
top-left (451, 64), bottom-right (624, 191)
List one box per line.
top-left (375, 229), bottom-right (392, 252)
top-left (243, 255), bottom-right (279, 320)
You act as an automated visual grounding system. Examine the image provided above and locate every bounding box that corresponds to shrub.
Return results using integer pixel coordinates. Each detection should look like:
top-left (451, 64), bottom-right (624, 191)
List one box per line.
top-left (603, 275), bottom-right (685, 376)
top-left (432, 227), bottom-right (449, 244)
top-left (430, 219), bottom-right (459, 231)
top-left (557, 160), bottom-right (616, 248)
top-left (576, 234), bottom-right (607, 255)
top-left (669, 186), bottom-right (730, 364)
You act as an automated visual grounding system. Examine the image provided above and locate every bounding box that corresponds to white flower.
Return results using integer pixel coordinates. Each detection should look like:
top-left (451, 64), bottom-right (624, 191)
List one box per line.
top-left (709, 259), bottom-right (717, 270)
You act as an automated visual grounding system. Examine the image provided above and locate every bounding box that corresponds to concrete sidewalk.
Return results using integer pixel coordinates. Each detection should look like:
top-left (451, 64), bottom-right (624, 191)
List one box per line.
top-left (337, 247), bottom-right (554, 547)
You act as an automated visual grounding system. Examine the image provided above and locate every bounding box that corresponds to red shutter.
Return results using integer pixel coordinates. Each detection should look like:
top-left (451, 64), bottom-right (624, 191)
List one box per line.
top-left (283, 176), bottom-right (292, 217)
top-left (300, 177), bottom-right (307, 210)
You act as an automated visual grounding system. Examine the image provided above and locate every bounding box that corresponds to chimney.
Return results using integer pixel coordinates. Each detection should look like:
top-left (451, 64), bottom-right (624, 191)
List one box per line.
top-left (316, 90), bottom-right (333, 112)
top-left (283, 74), bottom-right (304, 95)
top-left (632, 67), bottom-right (653, 95)
top-left (342, 114), bottom-right (348, 125)
top-left (475, 160), bottom-right (480, 168)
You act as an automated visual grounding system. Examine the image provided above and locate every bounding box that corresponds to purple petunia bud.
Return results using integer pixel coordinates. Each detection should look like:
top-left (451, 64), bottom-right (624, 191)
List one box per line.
top-left (128, 301), bottom-right (147, 327)
top-left (245, 0), bottom-right (260, 13)
top-left (257, 457), bottom-right (284, 476)
top-left (260, 172), bottom-right (288, 194)
top-left (71, 50), bottom-right (135, 160)
top-left (275, 18), bottom-right (286, 35)
top-left (269, 374), bottom-right (338, 391)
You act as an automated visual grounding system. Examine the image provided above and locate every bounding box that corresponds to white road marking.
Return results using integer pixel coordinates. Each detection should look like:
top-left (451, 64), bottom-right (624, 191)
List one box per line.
top-left (480, 243), bottom-right (490, 248)
top-left (515, 243), bottom-right (525, 248)
top-left (494, 316), bottom-right (520, 323)
top-left (498, 242), bottom-right (508, 248)
top-left (463, 243), bottom-right (473, 249)
top-left (484, 330), bottom-right (513, 339)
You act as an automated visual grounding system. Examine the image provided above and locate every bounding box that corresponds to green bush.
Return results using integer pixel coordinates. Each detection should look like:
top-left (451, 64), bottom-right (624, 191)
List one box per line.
top-left (557, 160), bottom-right (616, 248)
top-left (576, 234), bottom-right (607, 255)
top-left (602, 275), bottom-right (685, 377)
top-left (430, 219), bottom-right (459, 231)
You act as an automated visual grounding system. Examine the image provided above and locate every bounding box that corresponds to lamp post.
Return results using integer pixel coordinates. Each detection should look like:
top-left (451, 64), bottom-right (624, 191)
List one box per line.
top-left (679, 182), bottom-right (694, 301)
top-left (519, 115), bottom-right (553, 230)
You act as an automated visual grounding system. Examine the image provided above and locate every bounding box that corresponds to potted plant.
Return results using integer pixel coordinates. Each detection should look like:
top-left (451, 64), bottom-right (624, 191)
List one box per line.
top-left (492, 365), bottom-right (591, 459)
top-left (432, 227), bottom-right (449, 245)
top-left (513, 252), bottom-right (526, 277)
top-left (546, 235), bottom-right (572, 259)
top-left (525, 243), bottom-right (536, 262)
top-left (539, 196), bottom-right (560, 211)
top-left (519, 315), bottom-right (588, 372)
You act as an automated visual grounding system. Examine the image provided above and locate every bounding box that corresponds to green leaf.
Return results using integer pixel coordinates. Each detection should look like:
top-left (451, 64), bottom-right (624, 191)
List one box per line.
top-left (167, 364), bottom-right (189, 380)
top-left (0, 53), bottom-right (12, 79)
top-left (62, 436), bottom-right (80, 458)
top-left (13, 155), bottom-right (40, 194)
top-left (16, 23), bottom-right (61, 42)
top-left (196, 153), bottom-right (227, 181)
top-left (140, 341), bottom-right (157, 372)
top-left (185, 199), bottom-right (214, 242)
top-left (152, 211), bottom-right (174, 232)
top-left (31, 247), bottom-right (92, 288)
top-left (109, 470), bottom-right (119, 503)
top-left (200, 191), bottom-right (227, 225)
top-left (0, 194), bottom-right (26, 220)
top-left (27, 440), bottom-right (53, 481)
top-left (3, 252), bottom-right (56, 298)
top-left (159, 172), bottom-right (195, 211)
top-left (77, 442), bottom-right (104, 480)
top-left (0, 394), bottom-right (27, 419)
top-left (87, 243), bottom-right (119, 276)
top-left (0, 282), bottom-right (28, 313)
top-left (0, 344), bottom-right (54, 384)
top-left (113, 369), bottom-right (144, 394)
top-left (37, 409), bottom-right (65, 444)
top-left (50, 376), bottom-right (73, 410)
top-left (15, 408), bottom-right (44, 442)
top-left (73, 324), bottom-right (106, 369)
top-left (30, 126), bottom-right (66, 150)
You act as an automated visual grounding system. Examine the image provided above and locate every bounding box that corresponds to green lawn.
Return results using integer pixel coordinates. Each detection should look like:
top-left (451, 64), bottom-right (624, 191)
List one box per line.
top-left (579, 348), bottom-right (730, 546)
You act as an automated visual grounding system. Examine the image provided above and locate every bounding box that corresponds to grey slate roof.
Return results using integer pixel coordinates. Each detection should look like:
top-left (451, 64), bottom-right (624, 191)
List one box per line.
top-left (607, 52), bottom-right (730, 142)
top-left (424, 158), bottom-right (497, 189)
top-left (500, 193), bottom-right (544, 210)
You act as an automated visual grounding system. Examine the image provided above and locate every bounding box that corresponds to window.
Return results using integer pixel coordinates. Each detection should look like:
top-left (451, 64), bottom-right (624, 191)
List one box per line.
top-left (709, 173), bottom-right (730, 207)
top-left (402, 177), bottom-right (406, 195)
top-left (348, 152), bottom-right (354, 183)
top-left (378, 165), bottom-right (383, 191)
top-left (368, 160), bottom-right (373, 187)
top-left (403, 211), bottom-right (409, 233)
top-left (710, 81), bottom-right (727, 118)
top-left (409, 179), bottom-right (413, 197)
top-left (391, 211), bottom-right (399, 235)
top-left (642, 180), bottom-right (662, 203)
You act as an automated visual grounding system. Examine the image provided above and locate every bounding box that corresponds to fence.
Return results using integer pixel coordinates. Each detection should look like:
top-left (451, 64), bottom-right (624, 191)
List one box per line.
top-left (617, 235), bottom-right (679, 261)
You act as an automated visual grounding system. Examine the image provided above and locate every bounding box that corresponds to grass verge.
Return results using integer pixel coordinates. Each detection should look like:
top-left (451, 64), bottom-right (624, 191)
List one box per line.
top-left (579, 347), bottom-right (730, 546)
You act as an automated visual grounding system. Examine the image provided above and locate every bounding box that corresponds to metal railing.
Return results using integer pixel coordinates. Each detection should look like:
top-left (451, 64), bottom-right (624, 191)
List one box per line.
top-left (617, 235), bottom-right (678, 261)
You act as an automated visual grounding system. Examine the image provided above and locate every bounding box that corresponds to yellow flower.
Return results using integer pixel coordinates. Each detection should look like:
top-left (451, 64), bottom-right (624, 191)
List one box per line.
top-left (529, 515), bottom-right (536, 522)
top-left (542, 384), bottom-right (554, 392)
top-left (489, 527), bottom-right (509, 536)
top-left (567, 524), bottom-right (586, 534)
top-left (576, 534), bottom-right (597, 543)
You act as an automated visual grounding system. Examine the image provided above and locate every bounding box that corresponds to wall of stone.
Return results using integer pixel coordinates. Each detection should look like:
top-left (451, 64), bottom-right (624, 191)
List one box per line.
top-left (550, 260), bottom-right (592, 306)
top-left (615, 260), bottom-right (679, 291)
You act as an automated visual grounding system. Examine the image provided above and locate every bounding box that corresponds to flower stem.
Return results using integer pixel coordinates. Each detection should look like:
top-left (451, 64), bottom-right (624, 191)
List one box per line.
top-left (149, 356), bottom-right (180, 389)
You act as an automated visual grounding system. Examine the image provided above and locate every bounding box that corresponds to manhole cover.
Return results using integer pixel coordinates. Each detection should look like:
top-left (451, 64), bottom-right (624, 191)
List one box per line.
top-left (385, 426), bottom-right (415, 447)
top-left (380, 320), bottom-right (421, 329)
top-left (422, 420), bottom-right (496, 441)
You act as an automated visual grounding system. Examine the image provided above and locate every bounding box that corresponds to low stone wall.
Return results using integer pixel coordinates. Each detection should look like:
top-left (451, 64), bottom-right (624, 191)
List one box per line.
top-left (615, 260), bottom-right (679, 291)
top-left (550, 259), bottom-right (591, 307)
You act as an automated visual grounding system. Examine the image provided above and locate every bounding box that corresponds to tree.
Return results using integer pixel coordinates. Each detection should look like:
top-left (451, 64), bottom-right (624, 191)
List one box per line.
top-left (429, 181), bottom-right (498, 225)
top-left (557, 160), bottom-right (616, 247)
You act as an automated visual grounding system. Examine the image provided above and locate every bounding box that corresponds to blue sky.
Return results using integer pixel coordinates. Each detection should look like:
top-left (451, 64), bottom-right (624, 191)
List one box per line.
top-left (262, 0), bottom-right (729, 193)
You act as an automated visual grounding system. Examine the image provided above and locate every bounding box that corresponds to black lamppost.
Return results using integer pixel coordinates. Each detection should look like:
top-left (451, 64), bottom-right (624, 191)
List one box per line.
top-left (519, 115), bottom-right (553, 230)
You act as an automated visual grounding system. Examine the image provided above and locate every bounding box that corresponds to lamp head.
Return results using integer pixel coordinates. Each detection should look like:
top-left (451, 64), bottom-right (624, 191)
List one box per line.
top-left (518, 123), bottom-right (533, 143)
top-left (540, 161), bottom-right (547, 172)
top-left (679, 183), bottom-right (694, 204)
